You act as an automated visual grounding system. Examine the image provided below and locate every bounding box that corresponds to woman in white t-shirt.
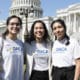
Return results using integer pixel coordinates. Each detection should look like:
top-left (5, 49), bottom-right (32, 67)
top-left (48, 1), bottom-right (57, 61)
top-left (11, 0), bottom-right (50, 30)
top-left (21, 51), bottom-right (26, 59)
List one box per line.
top-left (25, 20), bottom-right (52, 80)
top-left (0, 15), bottom-right (24, 80)
top-left (51, 19), bottom-right (80, 80)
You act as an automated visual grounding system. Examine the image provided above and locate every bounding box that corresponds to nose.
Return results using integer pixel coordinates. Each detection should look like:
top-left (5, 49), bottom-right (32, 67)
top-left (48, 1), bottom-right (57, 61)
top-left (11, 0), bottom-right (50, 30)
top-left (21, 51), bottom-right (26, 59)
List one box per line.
top-left (55, 28), bottom-right (60, 33)
top-left (37, 28), bottom-right (41, 32)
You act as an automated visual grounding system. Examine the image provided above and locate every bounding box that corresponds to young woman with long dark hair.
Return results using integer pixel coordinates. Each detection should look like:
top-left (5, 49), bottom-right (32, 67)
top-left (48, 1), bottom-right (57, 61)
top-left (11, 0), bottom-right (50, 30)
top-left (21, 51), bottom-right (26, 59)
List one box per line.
top-left (25, 20), bottom-right (52, 80)
top-left (0, 15), bottom-right (24, 80)
top-left (51, 19), bottom-right (80, 80)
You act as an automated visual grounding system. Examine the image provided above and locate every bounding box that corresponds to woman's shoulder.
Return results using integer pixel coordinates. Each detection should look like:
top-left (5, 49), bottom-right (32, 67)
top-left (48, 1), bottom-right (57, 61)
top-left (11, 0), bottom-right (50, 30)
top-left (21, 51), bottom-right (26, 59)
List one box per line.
top-left (0, 36), bottom-right (4, 48)
top-left (0, 36), bottom-right (3, 41)
top-left (25, 42), bottom-right (31, 46)
top-left (69, 37), bottom-right (80, 46)
top-left (0, 36), bottom-right (4, 43)
top-left (70, 37), bottom-right (78, 43)
top-left (24, 41), bottom-right (33, 50)
top-left (16, 39), bottom-right (24, 45)
top-left (46, 40), bottom-right (54, 48)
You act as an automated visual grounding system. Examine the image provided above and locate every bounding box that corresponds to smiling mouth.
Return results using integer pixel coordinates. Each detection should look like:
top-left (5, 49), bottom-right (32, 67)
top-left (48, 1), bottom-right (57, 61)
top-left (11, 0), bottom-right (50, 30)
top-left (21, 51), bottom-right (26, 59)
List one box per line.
top-left (11, 28), bottom-right (19, 31)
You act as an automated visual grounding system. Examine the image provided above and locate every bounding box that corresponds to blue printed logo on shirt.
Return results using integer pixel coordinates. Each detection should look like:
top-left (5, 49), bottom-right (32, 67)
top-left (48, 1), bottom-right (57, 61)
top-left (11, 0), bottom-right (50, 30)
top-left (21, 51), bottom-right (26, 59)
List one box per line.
top-left (56, 47), bottom-right (67, 52)
top-left (36, 49), bottom-right (48, 54)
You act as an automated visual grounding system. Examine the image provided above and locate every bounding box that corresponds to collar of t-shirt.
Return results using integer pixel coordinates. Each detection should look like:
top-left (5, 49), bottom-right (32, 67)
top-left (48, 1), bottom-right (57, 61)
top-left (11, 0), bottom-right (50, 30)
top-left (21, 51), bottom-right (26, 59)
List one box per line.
top-left (57, 38), bottom-right (68, 45)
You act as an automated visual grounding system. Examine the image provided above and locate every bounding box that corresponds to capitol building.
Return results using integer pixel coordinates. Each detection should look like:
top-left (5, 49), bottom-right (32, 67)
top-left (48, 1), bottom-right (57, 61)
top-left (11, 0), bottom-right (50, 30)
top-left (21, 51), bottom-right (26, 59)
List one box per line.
top-left (0, 0), bottom-right (80, 42)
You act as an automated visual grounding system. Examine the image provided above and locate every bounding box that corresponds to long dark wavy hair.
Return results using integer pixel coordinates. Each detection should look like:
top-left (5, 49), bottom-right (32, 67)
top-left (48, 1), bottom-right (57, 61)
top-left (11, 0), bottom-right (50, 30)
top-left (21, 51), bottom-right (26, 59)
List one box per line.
top-left (51, 19), bottom-right (70, 45)
top-left (2, 15), bottom-right (22, 38)
top-left (25, 20), bottom-right (50, 43)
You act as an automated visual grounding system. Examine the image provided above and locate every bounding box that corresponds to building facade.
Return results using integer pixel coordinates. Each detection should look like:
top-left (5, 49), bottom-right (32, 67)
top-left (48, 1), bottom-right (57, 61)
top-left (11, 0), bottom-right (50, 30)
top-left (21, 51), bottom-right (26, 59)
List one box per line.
top-left (0, 0), bottom-right (53, 41)
top-left (0, 0), bottom-right (80, 42)
top-left (10, 0), bottom-right (43, 18)
top-left (55, 3), bottom-right (80, 43)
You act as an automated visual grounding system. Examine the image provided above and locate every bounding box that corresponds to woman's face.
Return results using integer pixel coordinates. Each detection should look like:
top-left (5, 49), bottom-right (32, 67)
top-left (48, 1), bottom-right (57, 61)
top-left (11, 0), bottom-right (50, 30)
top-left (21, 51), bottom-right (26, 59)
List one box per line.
top-left (7, 18), bottom-right (21, 35)
top-left (34, 22), bottom-right (45, 40)
top-left (52, 22), bottom-right (65, 40)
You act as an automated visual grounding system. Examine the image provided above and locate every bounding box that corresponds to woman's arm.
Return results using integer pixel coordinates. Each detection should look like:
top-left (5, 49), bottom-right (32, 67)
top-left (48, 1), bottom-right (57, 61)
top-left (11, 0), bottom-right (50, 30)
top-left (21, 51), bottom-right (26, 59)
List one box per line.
top-left (74, 59), bottom-right (80, 80)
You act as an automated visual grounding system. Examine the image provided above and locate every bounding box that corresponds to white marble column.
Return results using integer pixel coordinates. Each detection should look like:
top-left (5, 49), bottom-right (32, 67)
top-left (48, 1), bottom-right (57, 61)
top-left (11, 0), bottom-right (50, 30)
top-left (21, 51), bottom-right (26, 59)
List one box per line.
top-left (28, 0), bottom-right (29, 4)
top-left (67, 14), bottom-right (71, 35)
top-left (73, 13), bottom-right (77, 32)
top-left (20, 0), bottom-right (22, 5)
top-left (76, 14), bottom-right (80, 32)
top-left (29, 0), bottom-right (30, 4)
top-left (78, 15), bottom-right (80, 32)
top-left (65, 16), bottom-right (68, 33)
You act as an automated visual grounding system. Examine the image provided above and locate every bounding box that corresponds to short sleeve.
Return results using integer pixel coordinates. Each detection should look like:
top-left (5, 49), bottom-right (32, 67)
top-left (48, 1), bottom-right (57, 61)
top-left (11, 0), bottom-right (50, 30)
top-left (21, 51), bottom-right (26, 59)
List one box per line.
top-left (0, 37), bottom-right (3, 51)
top-left (23, 43), bottom-right (26, 55)
top-left (25, 42), bottom-right (31, 55)
top-left (73, 39), bottom-right (80, 59)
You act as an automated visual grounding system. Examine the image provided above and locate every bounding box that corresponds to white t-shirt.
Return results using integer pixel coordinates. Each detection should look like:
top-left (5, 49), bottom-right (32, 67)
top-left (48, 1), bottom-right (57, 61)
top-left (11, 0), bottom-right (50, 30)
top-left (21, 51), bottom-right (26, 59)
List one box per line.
top-left (0, 37), bottom-right (24, 80)
top-left (26, 41), bottom-right (50, 71)
top-left (52, 38), bottom-right (80, 67)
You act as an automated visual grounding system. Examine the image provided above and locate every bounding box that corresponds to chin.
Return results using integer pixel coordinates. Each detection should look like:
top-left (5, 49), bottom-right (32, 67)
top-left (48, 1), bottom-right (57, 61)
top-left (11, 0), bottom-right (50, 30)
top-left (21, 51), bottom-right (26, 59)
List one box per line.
top-left (38, 36), bottom-right (43, 38)
top-left (37, 37), bottom-right (43, 40)
top-left (12, 32), bottom-right (18, 35)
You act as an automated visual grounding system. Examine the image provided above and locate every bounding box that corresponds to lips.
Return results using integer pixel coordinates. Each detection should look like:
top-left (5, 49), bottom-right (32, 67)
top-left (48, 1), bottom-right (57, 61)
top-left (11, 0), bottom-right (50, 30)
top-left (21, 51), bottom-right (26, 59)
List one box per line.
top-left (11, 27), bottom-right (20, 32)
top-left (37, 32), bottom-right (43, 36)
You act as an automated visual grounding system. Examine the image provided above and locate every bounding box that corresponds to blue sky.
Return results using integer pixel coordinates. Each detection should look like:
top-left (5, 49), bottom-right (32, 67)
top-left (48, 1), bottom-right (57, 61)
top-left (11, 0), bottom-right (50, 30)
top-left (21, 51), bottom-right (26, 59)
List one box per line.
top-left (0, 0), bottom-right (80, 20)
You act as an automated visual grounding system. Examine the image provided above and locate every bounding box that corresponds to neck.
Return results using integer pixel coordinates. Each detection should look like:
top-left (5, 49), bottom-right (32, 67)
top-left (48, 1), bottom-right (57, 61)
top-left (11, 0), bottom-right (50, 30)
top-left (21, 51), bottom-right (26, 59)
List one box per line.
top-left (57, 37), bottom-right (64, 41)
top-left (36, 38), bottom-right (43, 43)
top-left (57, 34), bottom-right (66, 41)
top-left (6, 34), bottom-right (17, 40)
